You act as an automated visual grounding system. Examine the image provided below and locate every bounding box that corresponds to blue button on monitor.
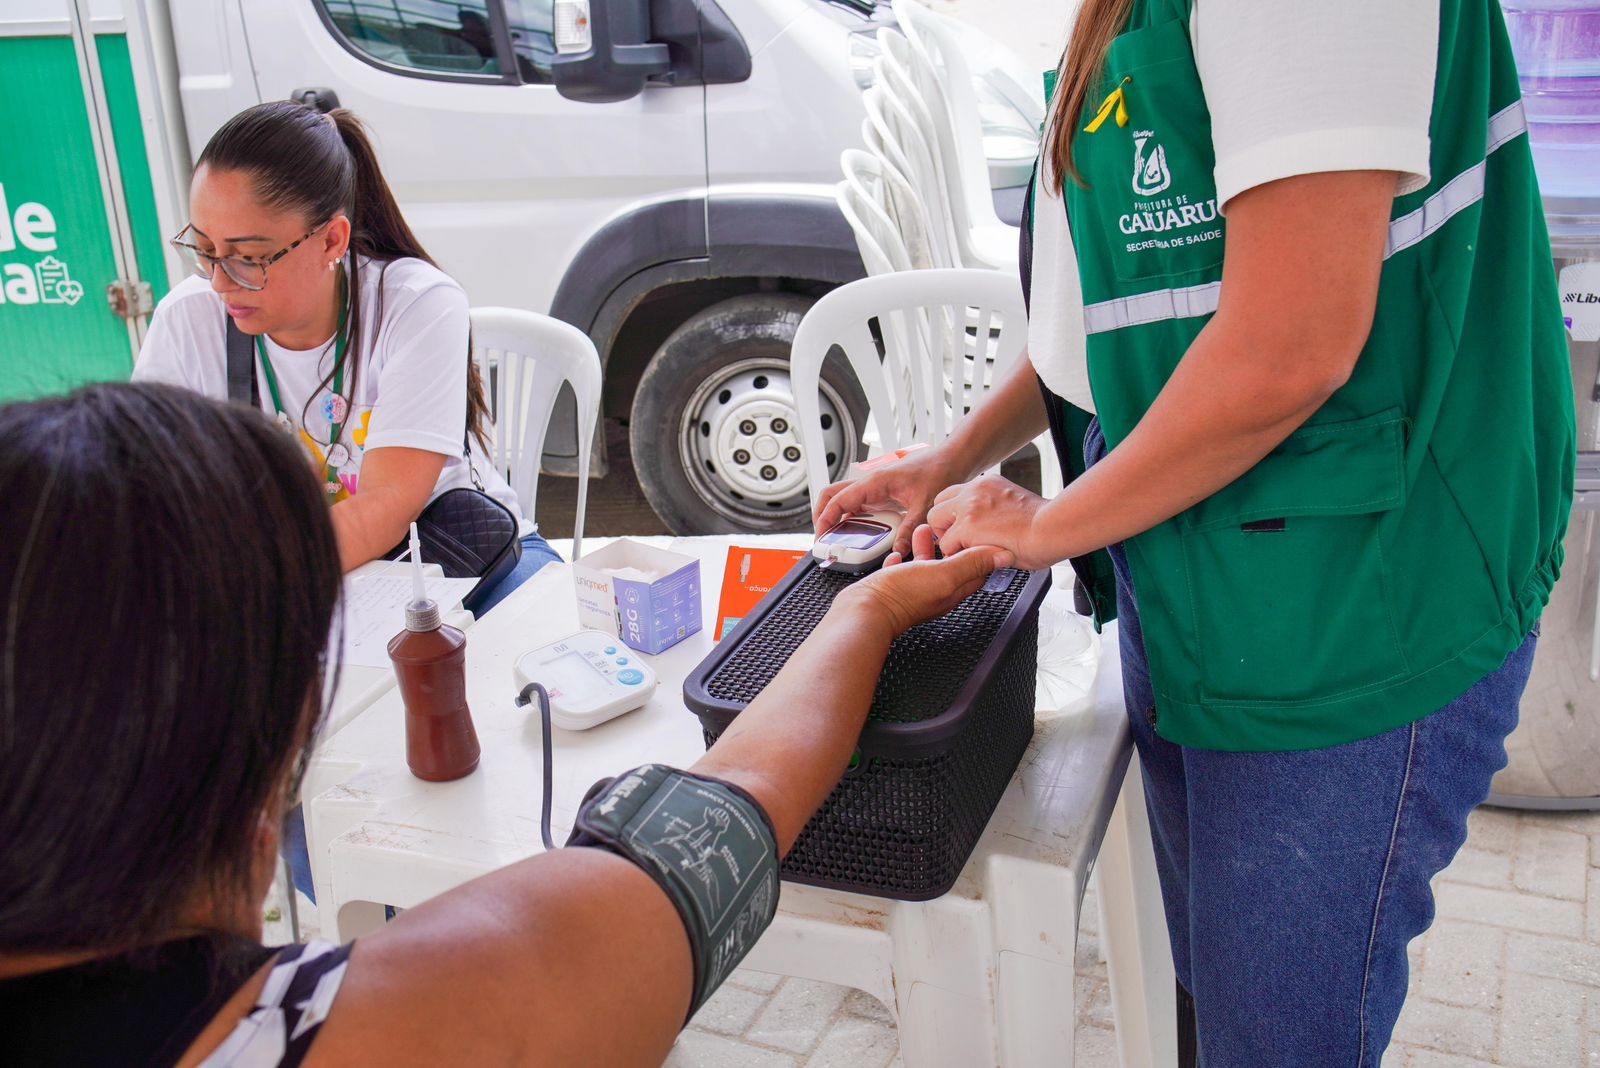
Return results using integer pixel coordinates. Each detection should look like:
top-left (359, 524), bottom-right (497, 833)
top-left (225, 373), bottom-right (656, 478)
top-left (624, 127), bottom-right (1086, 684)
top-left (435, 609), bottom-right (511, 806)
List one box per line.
top-left (616, 658), bottom-right (629, 666)
top-left (618, 669), bottom-right (645, 686)
top-left (604, 646), bottom-right (617, 655)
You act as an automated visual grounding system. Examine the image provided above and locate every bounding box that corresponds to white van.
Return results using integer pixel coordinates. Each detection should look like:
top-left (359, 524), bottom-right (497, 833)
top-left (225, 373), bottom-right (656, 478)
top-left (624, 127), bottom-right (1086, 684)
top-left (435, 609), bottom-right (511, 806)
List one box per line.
top-left (0, 0), bottom-right (1040, 532)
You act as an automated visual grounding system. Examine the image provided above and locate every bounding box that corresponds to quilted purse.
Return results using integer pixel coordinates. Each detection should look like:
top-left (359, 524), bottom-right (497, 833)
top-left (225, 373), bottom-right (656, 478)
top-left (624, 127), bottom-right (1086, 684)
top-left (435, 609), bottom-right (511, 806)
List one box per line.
top-left (227, 319), bottom-right (521, 611)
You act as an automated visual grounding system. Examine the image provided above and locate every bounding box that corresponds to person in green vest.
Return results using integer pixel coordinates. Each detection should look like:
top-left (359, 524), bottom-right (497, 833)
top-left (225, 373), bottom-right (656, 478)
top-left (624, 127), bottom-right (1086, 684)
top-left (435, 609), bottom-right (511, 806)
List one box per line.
top-left (816, 0), bottom-right (1575, 1061)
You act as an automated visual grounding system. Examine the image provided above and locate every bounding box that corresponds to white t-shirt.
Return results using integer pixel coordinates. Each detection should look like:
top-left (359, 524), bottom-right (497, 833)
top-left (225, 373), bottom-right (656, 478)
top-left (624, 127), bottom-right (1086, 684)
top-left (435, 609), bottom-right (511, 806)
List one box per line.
top-left (134, 257), bottom-right (526, 529)
top-left (1030, 0), bottom-right (1440, 413)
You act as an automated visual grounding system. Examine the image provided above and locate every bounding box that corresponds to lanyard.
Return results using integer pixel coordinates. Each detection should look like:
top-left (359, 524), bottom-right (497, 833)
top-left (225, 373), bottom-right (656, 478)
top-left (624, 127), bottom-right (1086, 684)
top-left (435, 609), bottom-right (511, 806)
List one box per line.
top-left (256, 286), bottom-right (350, 495)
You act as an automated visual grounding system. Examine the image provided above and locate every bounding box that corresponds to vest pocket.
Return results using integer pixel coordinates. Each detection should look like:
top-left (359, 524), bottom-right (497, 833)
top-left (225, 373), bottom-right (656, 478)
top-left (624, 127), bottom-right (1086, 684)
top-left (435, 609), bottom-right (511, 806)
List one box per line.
top-left (1176, 409), bottom-right (1411, 705)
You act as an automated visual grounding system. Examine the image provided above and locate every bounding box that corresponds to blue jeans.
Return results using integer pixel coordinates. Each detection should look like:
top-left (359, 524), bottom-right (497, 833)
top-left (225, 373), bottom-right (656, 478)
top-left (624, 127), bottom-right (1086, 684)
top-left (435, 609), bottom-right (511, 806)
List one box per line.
top-left (1084, 420), bottom-right (1535, 1067)
top-left (468, 530), bottom-right (562, 616)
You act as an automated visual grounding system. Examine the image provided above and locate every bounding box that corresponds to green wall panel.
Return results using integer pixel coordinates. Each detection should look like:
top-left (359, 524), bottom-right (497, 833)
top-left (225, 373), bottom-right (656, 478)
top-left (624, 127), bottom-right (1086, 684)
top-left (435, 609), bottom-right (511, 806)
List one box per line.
top-left (0, 34), bottom-right (146, 402)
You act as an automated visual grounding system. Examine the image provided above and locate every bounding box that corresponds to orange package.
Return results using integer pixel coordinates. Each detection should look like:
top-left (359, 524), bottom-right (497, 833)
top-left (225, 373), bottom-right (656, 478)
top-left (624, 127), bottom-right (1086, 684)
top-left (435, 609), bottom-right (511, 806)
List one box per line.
top-left (715, 546), bottom-right (808, 640)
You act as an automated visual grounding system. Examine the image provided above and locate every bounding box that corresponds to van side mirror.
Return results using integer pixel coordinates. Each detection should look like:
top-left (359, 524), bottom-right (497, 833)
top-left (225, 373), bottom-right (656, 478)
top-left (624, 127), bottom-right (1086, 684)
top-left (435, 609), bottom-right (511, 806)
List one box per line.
top-left (551, 0), bottom-right (670, 103)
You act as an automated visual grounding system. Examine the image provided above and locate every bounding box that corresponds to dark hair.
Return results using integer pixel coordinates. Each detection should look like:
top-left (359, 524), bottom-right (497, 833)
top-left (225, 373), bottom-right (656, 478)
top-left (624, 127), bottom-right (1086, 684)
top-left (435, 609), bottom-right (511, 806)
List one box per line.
top-left (0, 382), bottom-right (343, 953)
top-left (196, 101), bottom-right (492, 452)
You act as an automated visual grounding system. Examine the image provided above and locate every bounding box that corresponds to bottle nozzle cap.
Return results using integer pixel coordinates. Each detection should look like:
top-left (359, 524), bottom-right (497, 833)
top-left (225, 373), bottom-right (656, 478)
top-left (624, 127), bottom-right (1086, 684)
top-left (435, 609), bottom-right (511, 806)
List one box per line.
top-left (405, 599), bottom-right (442, 632)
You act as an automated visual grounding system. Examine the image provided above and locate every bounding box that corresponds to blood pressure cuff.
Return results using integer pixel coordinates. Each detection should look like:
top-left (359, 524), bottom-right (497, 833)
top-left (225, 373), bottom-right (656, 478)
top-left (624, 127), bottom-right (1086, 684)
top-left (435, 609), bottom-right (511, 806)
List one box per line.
top-left (567, 764), bottom-right (780, 1020)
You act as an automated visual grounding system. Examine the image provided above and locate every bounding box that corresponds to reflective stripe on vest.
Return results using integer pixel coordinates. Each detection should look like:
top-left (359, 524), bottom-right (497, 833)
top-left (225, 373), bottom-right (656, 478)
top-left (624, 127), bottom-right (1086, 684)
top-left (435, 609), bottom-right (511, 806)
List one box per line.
top-left (1081, 100), bottom-right (1529, 336)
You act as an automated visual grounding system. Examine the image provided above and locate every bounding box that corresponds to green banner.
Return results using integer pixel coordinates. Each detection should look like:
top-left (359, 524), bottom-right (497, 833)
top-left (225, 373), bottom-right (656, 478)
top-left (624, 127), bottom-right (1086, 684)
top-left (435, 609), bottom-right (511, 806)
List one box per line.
top-left (0, 34), bottom-right (151, 403)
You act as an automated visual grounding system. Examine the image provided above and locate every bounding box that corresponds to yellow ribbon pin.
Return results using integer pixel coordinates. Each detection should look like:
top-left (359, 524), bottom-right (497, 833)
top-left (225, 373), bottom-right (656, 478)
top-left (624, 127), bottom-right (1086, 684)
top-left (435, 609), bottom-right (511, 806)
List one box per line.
top-left (1084, 76), bottom-right (1133, 134)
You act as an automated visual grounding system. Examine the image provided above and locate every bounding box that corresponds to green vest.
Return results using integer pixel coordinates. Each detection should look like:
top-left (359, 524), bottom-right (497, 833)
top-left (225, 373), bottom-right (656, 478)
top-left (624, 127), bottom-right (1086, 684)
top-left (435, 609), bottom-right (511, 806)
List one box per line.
top-left (1055, 0), bottom-right (1575, 751)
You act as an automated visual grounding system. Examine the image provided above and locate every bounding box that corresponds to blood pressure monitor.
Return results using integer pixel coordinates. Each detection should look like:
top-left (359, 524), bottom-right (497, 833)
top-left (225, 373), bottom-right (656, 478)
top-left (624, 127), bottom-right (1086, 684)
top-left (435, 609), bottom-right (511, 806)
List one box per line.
top-left (812, 512), bottom-right (900, 573)
top-left (513, 631), bottom-right (658, 731)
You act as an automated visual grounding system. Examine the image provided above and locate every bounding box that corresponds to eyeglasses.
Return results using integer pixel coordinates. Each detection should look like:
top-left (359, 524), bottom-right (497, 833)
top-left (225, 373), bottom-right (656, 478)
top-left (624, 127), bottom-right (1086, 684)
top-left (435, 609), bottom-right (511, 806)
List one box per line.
top-left (168, 221), bottom-right (331, 292)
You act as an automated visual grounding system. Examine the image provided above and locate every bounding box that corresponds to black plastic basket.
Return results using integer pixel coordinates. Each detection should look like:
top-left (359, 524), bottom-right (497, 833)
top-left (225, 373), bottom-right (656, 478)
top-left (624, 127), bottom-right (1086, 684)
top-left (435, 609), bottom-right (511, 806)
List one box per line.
top-left (683, 556), bottom-right (1050, 900)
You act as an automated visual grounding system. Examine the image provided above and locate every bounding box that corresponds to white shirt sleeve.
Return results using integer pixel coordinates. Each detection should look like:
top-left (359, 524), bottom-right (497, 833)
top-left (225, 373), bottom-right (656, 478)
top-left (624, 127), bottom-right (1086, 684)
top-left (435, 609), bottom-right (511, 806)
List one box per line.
top-left (1191, 0), bottom-right (1439, 210)
top-left (130, 278), bottom-right (228, 398)
top-left (360, 279), bottom-right (472, 458)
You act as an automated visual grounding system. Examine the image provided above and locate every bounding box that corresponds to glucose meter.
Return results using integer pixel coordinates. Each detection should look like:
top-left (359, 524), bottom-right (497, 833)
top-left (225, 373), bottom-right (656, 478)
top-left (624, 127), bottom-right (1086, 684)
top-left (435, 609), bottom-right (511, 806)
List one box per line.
top-left (812, 512), bottom-right (900, 573)
top-left (513, 630), bottom-right (658, 731)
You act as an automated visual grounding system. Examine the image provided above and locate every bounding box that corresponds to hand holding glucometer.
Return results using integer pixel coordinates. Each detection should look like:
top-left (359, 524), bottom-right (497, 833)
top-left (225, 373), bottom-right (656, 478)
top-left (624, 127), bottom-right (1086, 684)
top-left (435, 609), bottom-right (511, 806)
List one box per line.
top-left (812, 511), bottom-right (902, 573)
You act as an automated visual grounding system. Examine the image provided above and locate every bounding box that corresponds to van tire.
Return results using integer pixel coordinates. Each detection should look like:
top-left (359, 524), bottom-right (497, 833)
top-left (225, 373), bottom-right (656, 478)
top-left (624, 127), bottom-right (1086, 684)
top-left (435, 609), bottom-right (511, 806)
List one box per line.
top-left (630, 294), bottom-right (868, 534)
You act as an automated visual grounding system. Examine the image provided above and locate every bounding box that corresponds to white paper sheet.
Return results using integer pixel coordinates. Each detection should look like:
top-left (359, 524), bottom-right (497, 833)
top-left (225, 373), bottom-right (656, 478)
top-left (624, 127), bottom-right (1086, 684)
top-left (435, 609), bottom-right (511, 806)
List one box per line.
top-left (337, 575), bottom-right (480, 668)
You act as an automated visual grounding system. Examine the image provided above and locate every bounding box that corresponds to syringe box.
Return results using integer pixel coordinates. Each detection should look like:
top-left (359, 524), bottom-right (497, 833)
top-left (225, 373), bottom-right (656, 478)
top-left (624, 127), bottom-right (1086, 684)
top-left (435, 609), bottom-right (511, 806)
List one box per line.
top-left (573, 539), bottom-right (702, 655)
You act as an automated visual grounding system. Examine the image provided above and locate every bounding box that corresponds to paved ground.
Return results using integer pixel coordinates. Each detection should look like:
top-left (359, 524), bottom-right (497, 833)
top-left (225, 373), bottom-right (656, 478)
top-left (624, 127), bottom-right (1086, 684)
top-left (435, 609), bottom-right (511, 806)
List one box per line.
top-left (268, 801), bottom-right (1600, 1067)
top-left (662, 805), bottom-right (1600, 1067)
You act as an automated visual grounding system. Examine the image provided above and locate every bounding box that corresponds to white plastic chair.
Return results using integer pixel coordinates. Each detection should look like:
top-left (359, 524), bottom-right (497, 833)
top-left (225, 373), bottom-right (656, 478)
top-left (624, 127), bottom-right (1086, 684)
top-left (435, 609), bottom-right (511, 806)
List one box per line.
top-left (789, 269), bottom-right (1024, 501)
top-left (889, 3), bottom-right (1020, 271)
top-left (865, 67), bottom-right (962, 271)
top-left (874, 34), bottom-right (967, 266)
top-left (469, 307), bottom-right (601, 560)
top-left (838, 148), bottom-right (944, 275)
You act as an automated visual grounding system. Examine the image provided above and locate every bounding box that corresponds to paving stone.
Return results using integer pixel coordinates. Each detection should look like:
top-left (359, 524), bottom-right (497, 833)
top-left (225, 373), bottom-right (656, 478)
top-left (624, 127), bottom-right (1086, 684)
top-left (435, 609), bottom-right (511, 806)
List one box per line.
top-left (1522, 809), bottom-right (1600, 836)
top-left (1438, 846), bottom-right (1513, 891)
top-left (1466, 807), bottom-right (1522, 855)
top-left (1513, 824), bottom-right (1591, 902)
top-left (728, 969), bottom-right (784, 994)
top-left (1391, 996), bottom-right (1497, 1060)
top-left (690, 983), bottom-right (769, 1037)
top-left (1076, 930), bottom-right (1102, 972)
top-left (1381, 1041), bottom-right (1412, 1068)
top-left (1415, 920), bottom-right (1505, 1009)
top-left (1407, 1051), bottom-right (1500, 1068)
top-left (1073, 1023), bottom-right (1117, 1068)
top-left (1435, 882), bottom-right (1585, 939)
top-left (1498, 972), bottom-right (1587, 1068)
top-left (1588, 988), bottom-right (1600, 1067)
top-left (839, 987), bottom-right (894, 1026)
top-left (745, 978), bottom-right (850, 1055)
top-left (1074, 973), bottom-right (1114, 1031)
top-left (804, 1016), bottom-right (899, 1068)
top-left (664, 1029), bottom-right (800, 1068)
top-left (1080, 881), bottom-right (1101, 939)
top-left (1506, 931), bottom-right (1600, 988)
top-left (1590, 866), bottom-right (1600, 946)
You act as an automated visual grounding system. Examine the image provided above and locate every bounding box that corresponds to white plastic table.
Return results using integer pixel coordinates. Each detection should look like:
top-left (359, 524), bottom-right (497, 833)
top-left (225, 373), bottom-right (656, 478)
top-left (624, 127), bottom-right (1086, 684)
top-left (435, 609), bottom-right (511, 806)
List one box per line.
top-left (302, 536), bottom-right (1174, 1068)
top-left (321, 559), bottom-right (474, 740)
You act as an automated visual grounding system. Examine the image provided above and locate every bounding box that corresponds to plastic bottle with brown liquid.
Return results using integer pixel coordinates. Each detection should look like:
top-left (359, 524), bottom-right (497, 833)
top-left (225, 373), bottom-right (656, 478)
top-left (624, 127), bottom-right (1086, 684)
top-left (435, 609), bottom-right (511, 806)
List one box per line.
top-left (389, 596), bottom-right (481, 782)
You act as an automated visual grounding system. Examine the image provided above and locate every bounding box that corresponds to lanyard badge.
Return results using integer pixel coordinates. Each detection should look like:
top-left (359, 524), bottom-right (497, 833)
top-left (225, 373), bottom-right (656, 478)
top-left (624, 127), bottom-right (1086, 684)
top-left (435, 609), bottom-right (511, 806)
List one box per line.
top-left (255, 279), bottom-right (352, 498)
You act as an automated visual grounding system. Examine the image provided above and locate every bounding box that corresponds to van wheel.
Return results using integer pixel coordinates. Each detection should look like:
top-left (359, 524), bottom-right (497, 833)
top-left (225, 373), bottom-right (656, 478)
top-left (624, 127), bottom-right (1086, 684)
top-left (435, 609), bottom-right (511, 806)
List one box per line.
top-left (631, 294), bottom-right (868, 534)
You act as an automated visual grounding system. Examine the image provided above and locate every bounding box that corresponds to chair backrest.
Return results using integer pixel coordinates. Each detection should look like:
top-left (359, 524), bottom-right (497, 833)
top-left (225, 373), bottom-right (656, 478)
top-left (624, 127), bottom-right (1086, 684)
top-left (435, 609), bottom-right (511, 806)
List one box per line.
top-left (839, 148), bottom-right (944, 275)
top-left (862, 84), bottom-right (958, 270)
top-left (469, 306), bottom-right (601, 559)
top-left (837, 178), bottom-right (910, 279)
top-left (891, 2), bottom-right (1009, 253)
top-left (789, 269), bottom-right (1026, 501)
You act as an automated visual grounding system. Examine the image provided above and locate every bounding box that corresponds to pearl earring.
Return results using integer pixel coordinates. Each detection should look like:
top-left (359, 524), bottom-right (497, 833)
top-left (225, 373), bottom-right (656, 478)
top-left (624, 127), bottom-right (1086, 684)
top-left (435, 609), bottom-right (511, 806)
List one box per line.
top-left (327, 260), bottom-right (337, 272)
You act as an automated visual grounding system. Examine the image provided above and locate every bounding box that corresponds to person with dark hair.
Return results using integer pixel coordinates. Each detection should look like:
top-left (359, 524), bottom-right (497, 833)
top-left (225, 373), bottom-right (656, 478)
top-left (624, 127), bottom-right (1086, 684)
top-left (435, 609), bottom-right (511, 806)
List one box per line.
top-left (134, 100), bottom-right (556, 616)
top-left (0, 382), bottom-right (1011, 1068)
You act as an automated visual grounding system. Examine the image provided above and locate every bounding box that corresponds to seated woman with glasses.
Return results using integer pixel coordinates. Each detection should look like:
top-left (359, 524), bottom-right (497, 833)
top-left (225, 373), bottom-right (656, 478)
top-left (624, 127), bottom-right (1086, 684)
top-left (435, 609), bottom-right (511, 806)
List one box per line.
top-left (0, 382), bottom-right (1010, 1068)
top-left (135, 100), bottom-right (557, 617)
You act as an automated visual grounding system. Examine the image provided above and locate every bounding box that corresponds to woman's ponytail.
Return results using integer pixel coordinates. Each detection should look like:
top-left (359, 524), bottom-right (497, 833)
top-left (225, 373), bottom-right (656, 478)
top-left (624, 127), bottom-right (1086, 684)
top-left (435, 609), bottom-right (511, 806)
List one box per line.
top-left (328, 109), bottom-right (430, 264)
top-left (1044, 0), bottom-right (1134, 192)
top-left (328, 109), bottom-right (492, 453)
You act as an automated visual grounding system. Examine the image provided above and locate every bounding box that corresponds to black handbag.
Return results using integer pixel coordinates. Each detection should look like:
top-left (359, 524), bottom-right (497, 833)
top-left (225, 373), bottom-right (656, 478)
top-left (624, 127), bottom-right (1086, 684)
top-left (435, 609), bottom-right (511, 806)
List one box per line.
top-left (227, 318), bottom-right (522, 611)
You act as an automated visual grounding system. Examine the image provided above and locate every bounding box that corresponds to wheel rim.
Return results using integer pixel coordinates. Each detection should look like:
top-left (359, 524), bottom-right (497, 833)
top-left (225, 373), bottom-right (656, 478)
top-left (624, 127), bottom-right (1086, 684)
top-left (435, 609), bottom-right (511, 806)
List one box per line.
top-left (678, 357), bottom-right (857, 527)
